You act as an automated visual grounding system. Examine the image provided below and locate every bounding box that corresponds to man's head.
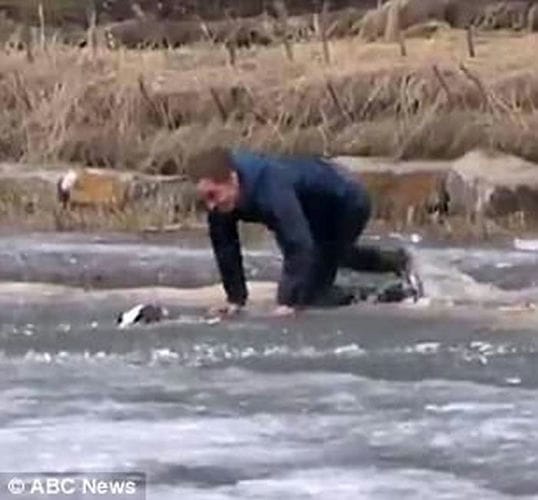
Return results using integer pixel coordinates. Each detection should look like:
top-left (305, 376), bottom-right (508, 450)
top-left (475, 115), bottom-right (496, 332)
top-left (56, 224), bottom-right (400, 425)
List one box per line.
top-left (190, 147), bottom-right (240, 213)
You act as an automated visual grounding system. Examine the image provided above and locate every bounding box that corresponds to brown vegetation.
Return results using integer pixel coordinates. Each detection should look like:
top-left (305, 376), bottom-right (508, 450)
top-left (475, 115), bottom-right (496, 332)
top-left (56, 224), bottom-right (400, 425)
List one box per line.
top-left (1, 27), bottom-right (538, 177)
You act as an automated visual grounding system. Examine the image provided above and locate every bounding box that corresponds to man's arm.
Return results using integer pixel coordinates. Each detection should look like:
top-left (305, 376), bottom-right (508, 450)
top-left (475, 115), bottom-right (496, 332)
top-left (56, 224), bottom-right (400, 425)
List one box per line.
top-left (264, 179), bottom-right (315, 307)
top-left (208, 211), bottom-right (248, 306)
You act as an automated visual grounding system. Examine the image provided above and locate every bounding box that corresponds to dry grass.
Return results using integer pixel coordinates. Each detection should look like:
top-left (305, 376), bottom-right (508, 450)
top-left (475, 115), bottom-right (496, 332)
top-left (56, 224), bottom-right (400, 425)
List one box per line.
top-left (2, 28), bottom-right (538, 174)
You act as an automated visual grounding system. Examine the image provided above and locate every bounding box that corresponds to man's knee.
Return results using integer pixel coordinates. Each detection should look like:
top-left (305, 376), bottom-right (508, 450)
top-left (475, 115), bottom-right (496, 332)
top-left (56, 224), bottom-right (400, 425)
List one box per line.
top-left (306, 284), bottom-right (356, 308)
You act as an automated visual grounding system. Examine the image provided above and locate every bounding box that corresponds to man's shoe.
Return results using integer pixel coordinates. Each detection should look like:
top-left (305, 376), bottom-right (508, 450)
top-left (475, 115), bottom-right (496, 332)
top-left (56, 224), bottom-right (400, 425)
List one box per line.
top-left (376, 280), bottom-right (410, 303)
top-left (312, 285), bottom-right (356, 308)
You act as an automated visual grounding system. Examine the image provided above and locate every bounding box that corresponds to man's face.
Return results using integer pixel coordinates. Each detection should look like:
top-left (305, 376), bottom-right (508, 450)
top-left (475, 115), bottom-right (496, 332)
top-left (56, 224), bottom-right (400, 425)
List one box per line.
top-left (196, 173), bottom-right (240, 213)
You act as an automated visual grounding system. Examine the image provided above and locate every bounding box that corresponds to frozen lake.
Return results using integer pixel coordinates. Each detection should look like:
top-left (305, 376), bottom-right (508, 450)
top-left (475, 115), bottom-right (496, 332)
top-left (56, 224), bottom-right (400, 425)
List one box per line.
top-left (2, 232), bottom-right (538, 499)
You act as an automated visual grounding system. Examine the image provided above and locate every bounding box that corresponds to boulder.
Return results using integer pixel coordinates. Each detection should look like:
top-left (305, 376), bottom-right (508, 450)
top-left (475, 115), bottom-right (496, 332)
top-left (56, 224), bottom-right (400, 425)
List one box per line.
top-left (55, 167), bottom-right (195, 215)
top-left (402, 19), bottom-right (451, 38)
top-left (323, 7), bottom-right (364, 38)
top-left (359, 169), bottom-right (449, 224)
top-left (335, 156), bottom-right (450, 226)
top-left (384, 0), bottom-right (451, 42)
top-left (359, 0), bottom-right (451, 42)
top-left (337, 149), bottom-right (538, 232)
top-left (359, 0), bottom-right (530, 42)
top-left (446, 149), bottom-right (538, 228)
top-left (282, 14), bottom-right (316, 41)
top-left (103, 18), bottom-right (207, 48)
top-left (479, 1), bottom-right (530, 30)
top-left (103, 15), bottom-right (276, 49)
top-left (358, 3), bottom-right (391, 41)
top-left (0, 167), bottom-right (59, 220)
top-left (528, 3), bottom-right (538, 31)
top-left (56, 168), bottom-right (131, 209)
top-left (206, 17), bottom-right (274, 47)
top-left (0, 163), bottom-right (196, 231)
top-left (443, 0), bottom-right (491, 28)
top-left (103, 19), bottom-right (161, 48)
top-left (161, 20), bottom-right (208, 46)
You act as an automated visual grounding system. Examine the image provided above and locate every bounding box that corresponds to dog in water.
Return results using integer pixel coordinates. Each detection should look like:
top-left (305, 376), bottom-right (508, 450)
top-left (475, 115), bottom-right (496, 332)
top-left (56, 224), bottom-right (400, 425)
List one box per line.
top-left (116, 272), bottom-right (424, 328)
top-left (117, 304), bottom-right (168, 329)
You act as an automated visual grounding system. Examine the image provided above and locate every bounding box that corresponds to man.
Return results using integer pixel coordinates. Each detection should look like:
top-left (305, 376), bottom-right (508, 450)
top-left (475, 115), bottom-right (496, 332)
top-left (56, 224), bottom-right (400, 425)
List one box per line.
top-left (191, 147), bottom-right (418, 317)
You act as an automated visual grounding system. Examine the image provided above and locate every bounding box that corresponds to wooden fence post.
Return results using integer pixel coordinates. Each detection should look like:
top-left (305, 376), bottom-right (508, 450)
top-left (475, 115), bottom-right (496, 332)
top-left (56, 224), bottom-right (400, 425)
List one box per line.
top-left (320, 0), bottom-right (331, 64)
top-left (38, 1), bottom-right (45, 51)
top-left (23, 18), bottom-right (34, 62)
top-left (274, 0), bottom-right (294, 62)
top-left (87, 0), bottom-right (98, 57)
top-left (466, 25), bottom-right (475, 58)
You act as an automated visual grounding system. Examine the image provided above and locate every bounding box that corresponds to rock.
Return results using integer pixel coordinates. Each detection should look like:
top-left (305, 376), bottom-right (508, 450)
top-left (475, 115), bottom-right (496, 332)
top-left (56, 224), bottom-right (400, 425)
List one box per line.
top-left (56, 167), bottom-right (197, 220)
top-left (119, 19), bottom-right (205, 48)
top-left (359, 0), bottom-right (452, 43)
top-left (337, 149), bottom-right (538, 233)
top-left (359, 170), bottom-right (448, 225)
top-left (283, 14), bottom-right (316, 41)
top-left (358, 4), bottom-right (391, 41)
top-left (103, 15), bottom-right (276, 49)
top-left (360, 0), bottom-right (531, 42)
top-left (57, 168), bottom-right (130, 209)
top-left (446, 149), bottom-right (538, 228)
top-left (0, 166), bottom-right (60, 219)
top-left (336, 156), bottom-right (450, 226)
top-left (357, 0), bottom-right (428, 42)
top-left (206, 16), bottom-right (274, 47)
top-left (403, 19), bottom-right (451, 38)
top-left (323, 7), bottom-right (364, 38)
top-left (0, 163), bottom-right (195, 231)
top-left (528, 3), bottom-right (538, 31)
top-left (443, 0), bottom-right (492, 28)
top-left (385, 0), bottom-right (459, 42)
top-left (479, 1), bottom-right (530, 30)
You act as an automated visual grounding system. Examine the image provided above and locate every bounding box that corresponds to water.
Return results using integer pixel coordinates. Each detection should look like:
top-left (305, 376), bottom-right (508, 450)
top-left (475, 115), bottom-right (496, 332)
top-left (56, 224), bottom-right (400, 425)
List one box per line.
top-left (2, 233), bottom-right (538, 499)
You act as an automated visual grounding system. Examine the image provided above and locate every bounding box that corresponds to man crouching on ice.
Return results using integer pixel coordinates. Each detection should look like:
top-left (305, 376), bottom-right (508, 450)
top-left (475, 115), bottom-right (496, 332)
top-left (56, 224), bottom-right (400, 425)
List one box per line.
top-left (190, 147), bottom-right (416, 318)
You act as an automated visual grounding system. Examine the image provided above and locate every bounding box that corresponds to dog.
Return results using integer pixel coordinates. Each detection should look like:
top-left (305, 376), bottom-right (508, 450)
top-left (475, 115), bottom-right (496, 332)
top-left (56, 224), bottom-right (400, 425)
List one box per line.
top-left (117, 304), bottom-right (169, 329)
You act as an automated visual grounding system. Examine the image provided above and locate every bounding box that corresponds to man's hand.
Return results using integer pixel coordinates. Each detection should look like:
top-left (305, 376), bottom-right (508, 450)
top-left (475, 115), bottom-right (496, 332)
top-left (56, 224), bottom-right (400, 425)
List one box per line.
top-left (271, 305), bottom-right (296, 317)
top-left (207, 302), bottom-right (242, 319)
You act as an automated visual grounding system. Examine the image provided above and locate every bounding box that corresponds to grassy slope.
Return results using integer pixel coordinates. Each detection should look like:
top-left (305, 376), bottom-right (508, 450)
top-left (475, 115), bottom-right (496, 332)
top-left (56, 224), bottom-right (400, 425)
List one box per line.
top-left (1, 28), bottom-right (538, 174)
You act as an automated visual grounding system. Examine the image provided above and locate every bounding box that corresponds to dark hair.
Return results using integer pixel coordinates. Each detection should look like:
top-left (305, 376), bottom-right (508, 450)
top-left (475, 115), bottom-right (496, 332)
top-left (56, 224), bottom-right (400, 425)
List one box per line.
top-left (188, 147), bottom-right (234, 183)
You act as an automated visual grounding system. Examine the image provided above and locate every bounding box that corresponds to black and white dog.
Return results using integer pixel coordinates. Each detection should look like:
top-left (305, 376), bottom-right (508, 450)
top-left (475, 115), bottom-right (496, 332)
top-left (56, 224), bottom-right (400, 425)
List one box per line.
top-left (117, 304), bottom-right (169, 329)
top-left (116, 270), bottom-right (424, 328)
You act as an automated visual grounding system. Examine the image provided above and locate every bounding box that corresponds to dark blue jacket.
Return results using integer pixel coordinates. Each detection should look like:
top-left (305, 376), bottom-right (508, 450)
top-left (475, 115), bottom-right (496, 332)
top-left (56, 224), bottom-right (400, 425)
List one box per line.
top-left (208, 149), bottom-right (371, 306)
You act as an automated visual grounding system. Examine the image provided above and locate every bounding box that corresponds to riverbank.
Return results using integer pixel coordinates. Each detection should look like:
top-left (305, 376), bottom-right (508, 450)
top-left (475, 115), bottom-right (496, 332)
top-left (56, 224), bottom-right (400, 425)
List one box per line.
top-left (3, 148), bottom-right (538, 240)
top-left (2, 30), bottom-right (538, 237)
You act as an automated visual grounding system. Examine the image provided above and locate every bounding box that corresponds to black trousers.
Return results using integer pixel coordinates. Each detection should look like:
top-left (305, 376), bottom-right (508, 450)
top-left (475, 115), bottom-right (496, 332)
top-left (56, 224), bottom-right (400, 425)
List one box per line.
top-left (305, 195), bottom-right (404, 306)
